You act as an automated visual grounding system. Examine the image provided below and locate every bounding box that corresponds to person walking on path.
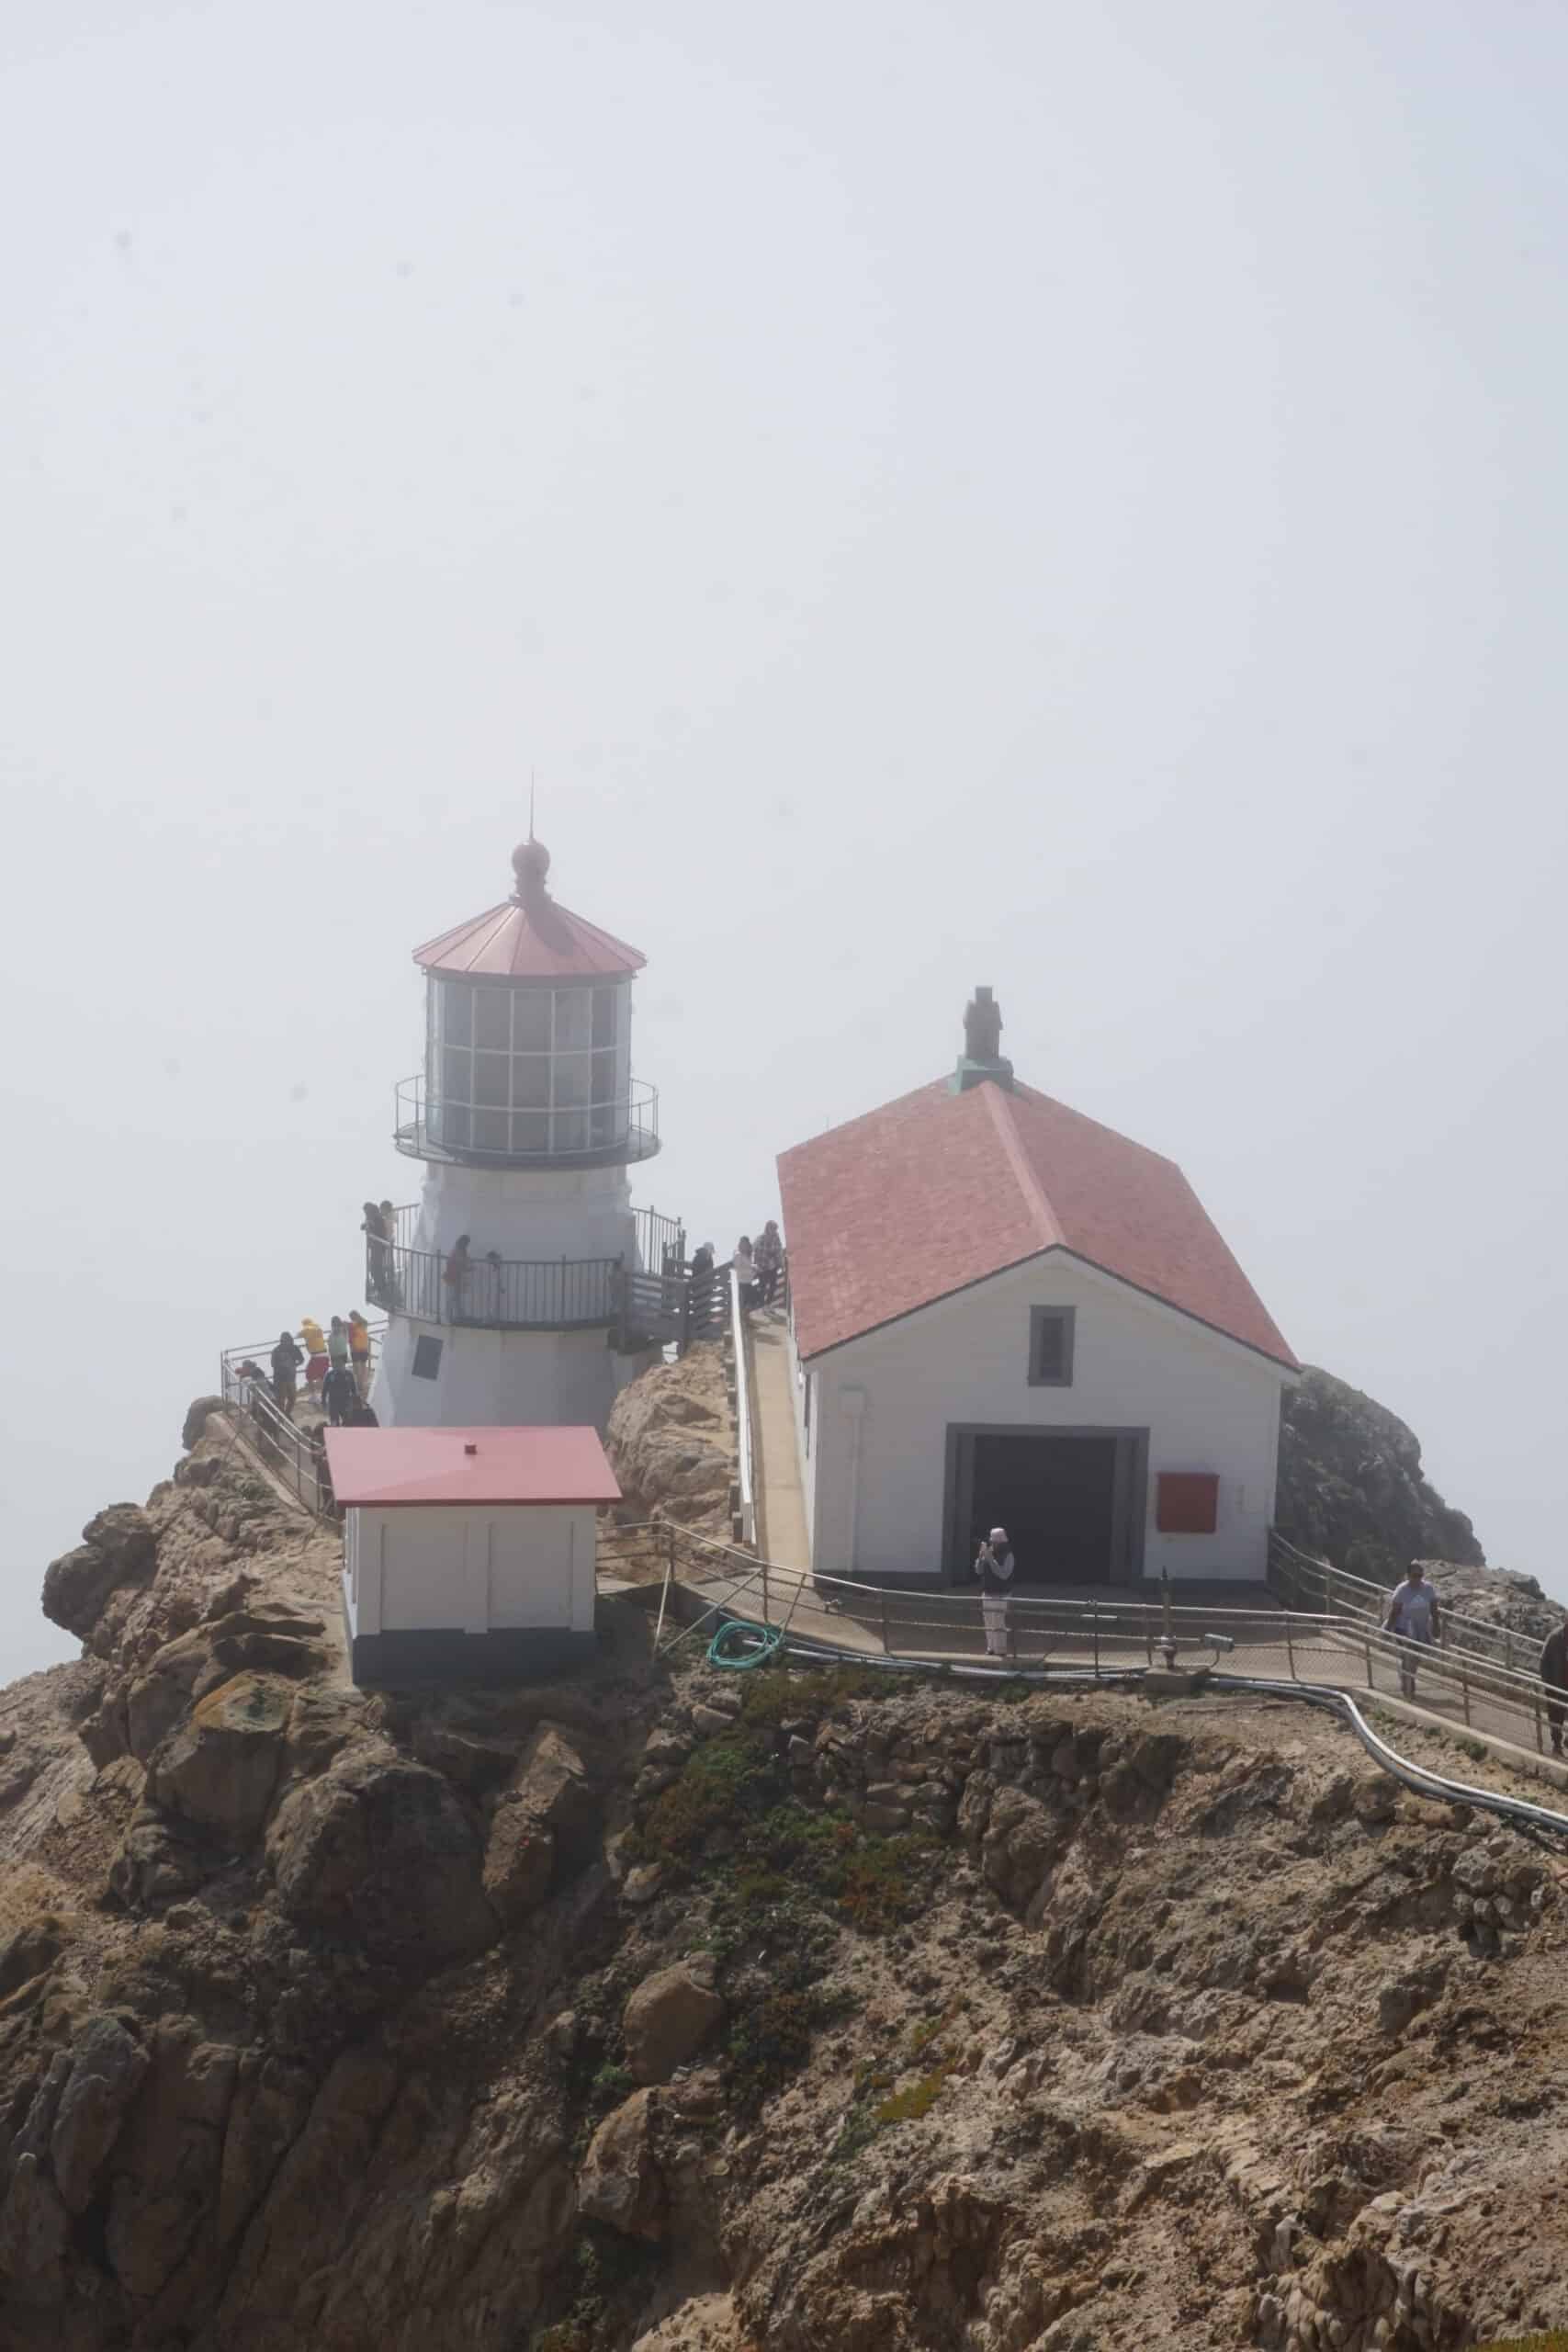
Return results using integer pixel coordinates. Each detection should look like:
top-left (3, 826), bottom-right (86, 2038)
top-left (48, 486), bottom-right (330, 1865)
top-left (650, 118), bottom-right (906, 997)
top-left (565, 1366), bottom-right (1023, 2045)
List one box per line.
top-left (1540, 1622), bottom-right (1568, 1758)
top-left (347, 1311), bottom-right (372, 1396)
top-left (975, 1527), bottom-right (1016, 1659)
top-left (1384, 1560), bottom-right (1442, 1701)
top-left (327, 1316), bottom-right (351, 1373)
top-left (322, 1362), bottom-right (358, 1428)
top-left (754, 1219), bottom-right (784, 1306)
top-left (270, 1330), bottom-right (303, 1419)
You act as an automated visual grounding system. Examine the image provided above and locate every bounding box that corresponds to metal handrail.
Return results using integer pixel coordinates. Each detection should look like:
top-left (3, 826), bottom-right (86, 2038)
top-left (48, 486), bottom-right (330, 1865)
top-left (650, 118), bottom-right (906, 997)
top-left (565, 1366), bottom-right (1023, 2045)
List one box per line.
top-left (217, 1353), bottom-right (331, 1518)
top-left (393, 1072), bottom-right (660, 1169)
top-left (728, 1267), bottom-right (757, 1548)
top-left (1269, 1531), bottom-right (1558, 1677)
top-left (370, 1241), bottom-right (626, 1330)
top-left (604, 1519), bottom-right (1568, 1758)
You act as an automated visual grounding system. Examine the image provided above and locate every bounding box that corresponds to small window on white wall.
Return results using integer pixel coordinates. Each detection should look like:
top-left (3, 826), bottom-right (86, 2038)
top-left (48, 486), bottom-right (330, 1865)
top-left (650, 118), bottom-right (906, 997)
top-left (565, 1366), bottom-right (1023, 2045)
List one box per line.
top-left (1028, 1306), bottom-right (1076, 1387)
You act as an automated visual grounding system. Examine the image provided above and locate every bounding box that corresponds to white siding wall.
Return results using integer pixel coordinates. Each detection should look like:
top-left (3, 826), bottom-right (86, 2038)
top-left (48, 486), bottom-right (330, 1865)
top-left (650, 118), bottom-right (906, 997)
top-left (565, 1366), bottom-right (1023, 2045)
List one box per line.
top-left (342, 1502), bottom-right (596, 1636)
top-left (371, 1319), bottom-right (653, 1431)
top-left (800, 1254), bottom-right (1288, 1584)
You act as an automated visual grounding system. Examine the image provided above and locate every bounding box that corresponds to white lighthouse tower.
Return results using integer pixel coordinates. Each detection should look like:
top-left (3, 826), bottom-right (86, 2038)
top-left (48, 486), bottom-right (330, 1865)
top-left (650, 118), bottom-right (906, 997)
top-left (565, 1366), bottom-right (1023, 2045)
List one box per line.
top-left (370, 831), bottom-right (683, 1433)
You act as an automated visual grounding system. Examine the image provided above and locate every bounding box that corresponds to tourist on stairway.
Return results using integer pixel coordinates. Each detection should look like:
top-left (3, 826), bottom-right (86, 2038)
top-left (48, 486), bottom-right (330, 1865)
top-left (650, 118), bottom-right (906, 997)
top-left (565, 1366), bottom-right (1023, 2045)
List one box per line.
top-left (732, 1236), bottom-right (761, 1311)
top-left (322, 1362), bottom-right (358, 1428)
top-left (975, 1527), bottom-right (1017, 1658)
top-left (1384, 1560), bottom-right (1442, 1701)
top-left (754, 1219), bottom-right (784, 1306)
top-left (347, 1311), bottom-right (372, 1396)
top-left (1540, 1622), bottom-right (1568, 1758)
top-left (687, 1242), bottom-right (716, 1334)
top-left (327, 1316), bottom-right (351, 1374)
top-left (298, 1316), bottom-right (328, 1400)
top-left (270, 1330), bottom-right (303, 1419)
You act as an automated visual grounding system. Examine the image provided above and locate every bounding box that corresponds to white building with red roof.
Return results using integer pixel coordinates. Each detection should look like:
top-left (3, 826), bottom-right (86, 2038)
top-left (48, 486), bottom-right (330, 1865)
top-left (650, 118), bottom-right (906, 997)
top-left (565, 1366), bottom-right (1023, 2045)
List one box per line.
top-left (325, 1424), bottom-right (619, 1683)
top-left (777, 991), bottom-right (1299, 1588)
top-left (370, 831), bottom-right (688, 1433)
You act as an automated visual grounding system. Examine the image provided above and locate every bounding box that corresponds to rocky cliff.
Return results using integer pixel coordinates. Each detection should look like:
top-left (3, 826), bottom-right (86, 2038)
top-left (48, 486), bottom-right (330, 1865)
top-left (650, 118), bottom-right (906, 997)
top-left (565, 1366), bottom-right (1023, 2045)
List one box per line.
top-left (3, 1406), bottom-right (1567, 2349)
top-left (1276, 1367), bottom-right (1486, 1583)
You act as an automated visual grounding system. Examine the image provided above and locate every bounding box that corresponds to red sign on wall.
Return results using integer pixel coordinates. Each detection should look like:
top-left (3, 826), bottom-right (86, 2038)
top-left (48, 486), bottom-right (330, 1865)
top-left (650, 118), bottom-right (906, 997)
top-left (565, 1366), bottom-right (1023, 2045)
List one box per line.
top-left (1156, 1473), bottom-right (1220, 1534)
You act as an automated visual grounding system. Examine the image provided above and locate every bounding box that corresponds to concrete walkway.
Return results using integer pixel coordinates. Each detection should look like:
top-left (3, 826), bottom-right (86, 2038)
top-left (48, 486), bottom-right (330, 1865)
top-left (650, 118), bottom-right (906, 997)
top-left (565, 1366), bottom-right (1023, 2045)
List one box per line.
top-left (661, 1562), bottom-right (1568, 1790)
top-left (749, 1311), bottom-right (810, 1569)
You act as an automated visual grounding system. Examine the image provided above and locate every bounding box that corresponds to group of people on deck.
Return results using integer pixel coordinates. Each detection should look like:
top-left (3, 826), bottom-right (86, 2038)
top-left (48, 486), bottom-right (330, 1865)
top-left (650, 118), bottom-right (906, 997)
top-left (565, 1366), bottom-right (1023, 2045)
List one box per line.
top-left (252, 1316), bottom-right (378, 1428)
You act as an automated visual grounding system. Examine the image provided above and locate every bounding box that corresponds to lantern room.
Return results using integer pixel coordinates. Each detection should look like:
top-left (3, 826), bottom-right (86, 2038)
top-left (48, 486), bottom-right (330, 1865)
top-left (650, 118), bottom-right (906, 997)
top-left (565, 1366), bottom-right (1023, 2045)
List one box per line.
top-left (396, 836), bottom-right (660, 1168)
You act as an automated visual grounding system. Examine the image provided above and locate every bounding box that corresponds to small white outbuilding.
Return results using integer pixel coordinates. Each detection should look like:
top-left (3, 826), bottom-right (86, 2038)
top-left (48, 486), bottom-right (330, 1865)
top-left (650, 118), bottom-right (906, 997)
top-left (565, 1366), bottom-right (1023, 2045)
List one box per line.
top-left (324, 1424), bottom-right (620, 1684)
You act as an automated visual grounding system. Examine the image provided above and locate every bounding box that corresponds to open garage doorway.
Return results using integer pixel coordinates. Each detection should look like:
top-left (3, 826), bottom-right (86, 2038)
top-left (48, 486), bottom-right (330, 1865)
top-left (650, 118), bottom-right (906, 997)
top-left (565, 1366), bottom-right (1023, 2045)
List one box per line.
top-left (942, 1425), bottom-right (1148, 1586)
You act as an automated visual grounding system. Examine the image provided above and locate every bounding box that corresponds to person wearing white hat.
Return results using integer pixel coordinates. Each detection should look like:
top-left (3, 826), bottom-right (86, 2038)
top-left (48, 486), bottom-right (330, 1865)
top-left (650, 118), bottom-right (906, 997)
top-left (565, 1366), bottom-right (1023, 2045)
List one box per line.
top-left (975, 1526), bottom-right (1016, 1659)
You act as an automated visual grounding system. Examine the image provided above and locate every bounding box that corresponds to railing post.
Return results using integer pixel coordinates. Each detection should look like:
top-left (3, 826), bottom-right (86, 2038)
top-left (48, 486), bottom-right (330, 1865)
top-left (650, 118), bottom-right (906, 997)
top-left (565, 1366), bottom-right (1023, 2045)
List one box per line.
top-left (1365, 1633), bottom-right (1373, 1690)
top-left (1285, 1614), bottom-right (1295, 1680)
top-left (1092, 1603), bottom-right (1100, 1679)
top-left (1461, 1665), bottom-right (1471, 1726)
top-left (881, 1589), bottom-right (889, 1657)
top-left (1535, 1691), bottom-right (1543, 1753)
top-left (761, 1555), bottom-right (770, 1629)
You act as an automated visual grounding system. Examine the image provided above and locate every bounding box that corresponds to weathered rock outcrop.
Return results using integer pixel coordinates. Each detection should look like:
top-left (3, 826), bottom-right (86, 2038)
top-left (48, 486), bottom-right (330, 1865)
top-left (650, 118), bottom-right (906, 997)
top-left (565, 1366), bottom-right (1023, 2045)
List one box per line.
top-left (1277, 1364), bottom-right (1485, 1579)
top-left (604, 1343), bottom-right (736, 1541)
top-left (41, 1504), bottom-right (158, 1645)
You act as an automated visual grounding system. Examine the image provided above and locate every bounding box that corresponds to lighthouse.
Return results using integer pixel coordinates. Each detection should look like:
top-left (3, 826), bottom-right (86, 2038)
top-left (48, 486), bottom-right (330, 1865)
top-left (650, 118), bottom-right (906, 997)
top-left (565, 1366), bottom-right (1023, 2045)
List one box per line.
top-left (369, 831), bottom-right (683, 1433)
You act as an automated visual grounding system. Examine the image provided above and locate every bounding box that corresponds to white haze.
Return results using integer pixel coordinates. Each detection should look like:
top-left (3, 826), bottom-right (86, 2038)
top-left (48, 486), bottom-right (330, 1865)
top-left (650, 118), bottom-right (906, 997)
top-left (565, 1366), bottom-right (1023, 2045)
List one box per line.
top-left (3, 0), bottom-right (1565, 1679)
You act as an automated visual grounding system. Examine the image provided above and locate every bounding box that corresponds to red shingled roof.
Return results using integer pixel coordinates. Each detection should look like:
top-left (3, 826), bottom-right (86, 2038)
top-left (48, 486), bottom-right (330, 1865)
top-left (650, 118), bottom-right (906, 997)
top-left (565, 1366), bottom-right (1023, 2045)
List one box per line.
top-left (777, 1078), bottom-right (1296, 1371)
top-left (323, 1425), bottom-right (621, 1508)
top-left (415, 897), bottom-right (646, 981)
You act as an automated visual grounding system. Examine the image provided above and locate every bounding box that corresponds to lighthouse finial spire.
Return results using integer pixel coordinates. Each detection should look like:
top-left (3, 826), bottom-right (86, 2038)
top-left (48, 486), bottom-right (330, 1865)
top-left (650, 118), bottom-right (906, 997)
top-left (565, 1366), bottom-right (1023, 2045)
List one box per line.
top-left (512, 781), bottom-right (551, 906)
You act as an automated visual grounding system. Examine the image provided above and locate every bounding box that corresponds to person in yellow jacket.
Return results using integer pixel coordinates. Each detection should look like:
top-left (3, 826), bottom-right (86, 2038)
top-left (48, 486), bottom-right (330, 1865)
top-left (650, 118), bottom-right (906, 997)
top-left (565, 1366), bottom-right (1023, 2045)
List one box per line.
top-left (347, 1311), bottom-right (373, 1398)
top-left (298, 1317), bottom-right (328, 1400)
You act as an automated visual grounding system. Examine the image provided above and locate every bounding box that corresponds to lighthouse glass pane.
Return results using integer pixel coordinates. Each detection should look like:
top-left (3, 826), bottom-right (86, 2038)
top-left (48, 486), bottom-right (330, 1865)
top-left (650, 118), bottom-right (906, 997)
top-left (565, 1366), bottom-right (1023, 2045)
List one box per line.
top-left (512, 1109), bottom-right (547, 1152)
top-left (513, 989), bottom-right (551, 1050)
top-left (473, 1110), bottom-right (508, 1153)
top-left (513, 1055), bottom-right (549, 1109)
top-left (442, 1047), bottom-right (469, 1105)
top-left (554, 988), bottom-right (592, 1049)
top-left (474, 988), bottom-right (511, 1050)
top-left (592, 986), bottom-right (618, 1047)
top-left (474, 1052), bottom-right (509, 1107)
top-left (441, 984), bottom-right (473, 1047)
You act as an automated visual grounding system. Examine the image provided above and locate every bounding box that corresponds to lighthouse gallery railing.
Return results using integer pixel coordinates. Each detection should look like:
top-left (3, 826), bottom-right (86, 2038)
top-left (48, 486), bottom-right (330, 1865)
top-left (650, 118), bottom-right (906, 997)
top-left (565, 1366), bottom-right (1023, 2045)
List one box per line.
top-left (366, 1204), bottom-right (722, 1344)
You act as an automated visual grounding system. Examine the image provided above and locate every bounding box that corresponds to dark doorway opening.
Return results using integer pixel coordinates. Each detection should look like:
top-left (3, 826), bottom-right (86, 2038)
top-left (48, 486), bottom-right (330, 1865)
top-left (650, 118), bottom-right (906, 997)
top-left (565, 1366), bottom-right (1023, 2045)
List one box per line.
top-left (945, 1425), bottom-right (1147, 1586)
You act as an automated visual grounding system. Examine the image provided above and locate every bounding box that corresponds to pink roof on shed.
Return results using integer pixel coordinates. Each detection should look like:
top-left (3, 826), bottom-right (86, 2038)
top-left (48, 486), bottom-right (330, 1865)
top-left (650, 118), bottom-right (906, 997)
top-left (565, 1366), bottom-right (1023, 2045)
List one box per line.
top-left (323, 1426), bottom-right (621, 1509)
top-left (777, 1077), bottom-right (1297, 1371)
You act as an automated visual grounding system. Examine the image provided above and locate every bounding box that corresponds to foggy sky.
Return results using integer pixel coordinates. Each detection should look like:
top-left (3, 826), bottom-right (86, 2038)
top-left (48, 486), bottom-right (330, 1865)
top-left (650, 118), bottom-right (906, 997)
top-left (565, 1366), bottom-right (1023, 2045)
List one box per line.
top-left (4, 0), bottom-right (1566, 1680)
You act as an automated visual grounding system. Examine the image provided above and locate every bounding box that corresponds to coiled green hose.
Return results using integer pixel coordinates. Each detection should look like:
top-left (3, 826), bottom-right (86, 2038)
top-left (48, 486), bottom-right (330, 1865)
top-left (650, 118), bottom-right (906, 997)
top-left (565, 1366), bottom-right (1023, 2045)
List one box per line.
top-left (706, 1616), bottom-right (785, 1670)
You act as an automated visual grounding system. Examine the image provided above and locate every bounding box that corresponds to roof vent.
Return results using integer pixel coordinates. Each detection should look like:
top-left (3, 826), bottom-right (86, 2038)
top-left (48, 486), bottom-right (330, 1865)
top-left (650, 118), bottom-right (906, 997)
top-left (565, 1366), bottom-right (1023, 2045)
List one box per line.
top-left (464, 1442), bottom-right (478, 1455)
